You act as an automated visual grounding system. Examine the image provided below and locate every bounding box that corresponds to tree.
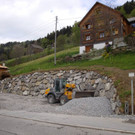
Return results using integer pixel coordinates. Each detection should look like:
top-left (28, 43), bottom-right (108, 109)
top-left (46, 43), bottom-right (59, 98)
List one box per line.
top-left (125, 34), bottom-right (135, 49)
top-left (119, 7), bottom-right (126, 16)
top-left (41, 38), bottom-right (50, 48)
top-left (71, 21), bottom-right (80, 46)
top-left (124, 1), bottom-right (135, 14)
top-left (46, 45), bottom-right (52, 55)
top-left (0, 54), bottom-right (8, 61)
top-left (131, 9), bottom-right (135, 16)
top-left (10, 45), bottom-right (25, 59)
top-left (57, 35), bottom-right (66, 51)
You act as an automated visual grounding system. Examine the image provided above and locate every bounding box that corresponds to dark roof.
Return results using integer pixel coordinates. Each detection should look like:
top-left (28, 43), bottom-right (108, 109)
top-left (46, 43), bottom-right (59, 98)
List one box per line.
top-left (31, 44), bottom-right (43, 50)
top-left (79, 2), bottom-right (128, 26)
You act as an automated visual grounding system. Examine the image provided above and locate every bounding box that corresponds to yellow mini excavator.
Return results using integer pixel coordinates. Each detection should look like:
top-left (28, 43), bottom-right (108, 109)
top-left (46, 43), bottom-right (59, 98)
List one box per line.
top-left (45, 78), bottom-right (95, 105)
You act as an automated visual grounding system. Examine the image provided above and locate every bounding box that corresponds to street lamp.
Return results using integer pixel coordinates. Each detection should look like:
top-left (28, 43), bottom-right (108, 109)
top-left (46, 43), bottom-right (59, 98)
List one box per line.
top-left (129, 72), bottom-right (134, 115)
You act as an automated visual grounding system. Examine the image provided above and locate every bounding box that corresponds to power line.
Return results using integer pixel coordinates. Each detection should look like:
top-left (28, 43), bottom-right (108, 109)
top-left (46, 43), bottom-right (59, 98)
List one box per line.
top-left (57, 21), bottom-right (62, 30)
top-left (16, 16), bottom-right (82, 42)
top-left (59, 17), bottom-right (82, 21)
top-left (19, 20), bottom-right (55, 41)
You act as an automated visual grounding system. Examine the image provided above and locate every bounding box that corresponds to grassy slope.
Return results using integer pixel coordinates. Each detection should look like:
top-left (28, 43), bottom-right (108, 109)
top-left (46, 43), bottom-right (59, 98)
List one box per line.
top-left (5, 49), bottom-right (54, 67)
top-left (6, 44), bottom-right (76, 67)
top-left (10, 47), bottom-right (79, 75)
top-left (10, 47), bottom-right (135, 75)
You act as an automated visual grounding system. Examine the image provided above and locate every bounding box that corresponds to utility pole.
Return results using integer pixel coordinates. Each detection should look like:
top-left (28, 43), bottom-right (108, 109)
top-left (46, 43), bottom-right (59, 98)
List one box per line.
top-left (131, 77), bottom-right (134, 115)
top-left (129, 72), bottom-right (134, 115)
top-left (54, 16), bottom-right (58, 65)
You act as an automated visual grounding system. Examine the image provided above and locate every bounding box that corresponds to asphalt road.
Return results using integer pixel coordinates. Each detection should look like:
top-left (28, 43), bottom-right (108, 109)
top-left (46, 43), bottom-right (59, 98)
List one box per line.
top-left (0, 114), bottom-right (133, 135)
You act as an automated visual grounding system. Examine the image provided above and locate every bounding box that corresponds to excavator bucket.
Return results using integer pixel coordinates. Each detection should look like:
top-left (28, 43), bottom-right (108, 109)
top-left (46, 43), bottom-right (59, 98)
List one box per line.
top-left (74, 91), bottom-right (95, 98)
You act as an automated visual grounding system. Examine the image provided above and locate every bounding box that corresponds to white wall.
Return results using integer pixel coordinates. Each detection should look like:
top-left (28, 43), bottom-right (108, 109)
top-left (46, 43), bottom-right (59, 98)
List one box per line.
top-left (94, 42), bottom-right (112, 50)
top-left (79, 46), bottom-right (85, 54)
top-left (94, 43), bottom-right (105, 49)
top-left (80, 41), bottom-right (113, 54)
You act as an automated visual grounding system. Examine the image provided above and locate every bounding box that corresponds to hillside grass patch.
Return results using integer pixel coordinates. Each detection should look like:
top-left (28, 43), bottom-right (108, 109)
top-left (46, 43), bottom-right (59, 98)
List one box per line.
top-left (10, 50), bottom-right (135, 75)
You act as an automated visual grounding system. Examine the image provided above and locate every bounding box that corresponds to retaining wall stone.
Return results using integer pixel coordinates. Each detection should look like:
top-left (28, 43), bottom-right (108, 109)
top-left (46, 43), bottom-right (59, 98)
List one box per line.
top-left (0, 70), bottom-right (121, 114)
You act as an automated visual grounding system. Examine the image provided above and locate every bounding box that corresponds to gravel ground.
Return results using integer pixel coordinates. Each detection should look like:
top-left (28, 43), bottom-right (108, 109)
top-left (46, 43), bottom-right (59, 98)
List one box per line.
top-left (56, 97), bottom-right (114, 116)
top-left (0, 93), bottom-right (135, 120)
top-left (0, 93), bottom-right (58, 113)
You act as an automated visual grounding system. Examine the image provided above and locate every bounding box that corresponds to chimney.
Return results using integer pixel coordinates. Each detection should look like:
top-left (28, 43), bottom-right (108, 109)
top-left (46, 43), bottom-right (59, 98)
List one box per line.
top-left (2, 63), bottom-right (5, 66)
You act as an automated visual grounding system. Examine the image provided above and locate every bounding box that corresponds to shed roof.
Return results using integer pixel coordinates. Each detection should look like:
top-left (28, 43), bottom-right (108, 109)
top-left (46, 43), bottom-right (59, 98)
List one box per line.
top-left (0, 65), bottom-right (8, 69)
top-left (31, 44), bottom-right (43, 50)
top-left (127, 17), bottom-right (135, 22)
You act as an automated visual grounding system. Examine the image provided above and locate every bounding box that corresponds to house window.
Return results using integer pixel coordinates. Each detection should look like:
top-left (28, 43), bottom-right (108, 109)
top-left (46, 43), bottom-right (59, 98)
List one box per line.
top-left (105, 31), bottom-right (109, 37)
top-left (110, 18), bottom-right (116, 24)
top-left (95, 8), bottom-right (102, 15)
top-left (82, 25), bottom-right (85, 29)
top-left (112, 28), bottom-right (119, 35)
top-left (99, 32), bottom-right (105, 38)
top-left (86, 24), bottom-right (91, 29)
top-left (86, 35), bottom-right (91, 41)
top-left (132, 23), bottom-right (135, 28)
top-left (98, 20), bottom-right (104, 26)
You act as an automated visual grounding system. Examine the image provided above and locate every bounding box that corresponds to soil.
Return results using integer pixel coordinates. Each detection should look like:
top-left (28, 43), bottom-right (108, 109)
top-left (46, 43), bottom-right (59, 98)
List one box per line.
top-left (90, 65), bottom-right (135, 113)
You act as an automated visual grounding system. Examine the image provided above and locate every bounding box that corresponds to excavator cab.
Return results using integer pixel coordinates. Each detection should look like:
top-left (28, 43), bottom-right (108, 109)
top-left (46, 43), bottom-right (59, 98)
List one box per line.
top-left (54, 78), bottom-right (66, 92)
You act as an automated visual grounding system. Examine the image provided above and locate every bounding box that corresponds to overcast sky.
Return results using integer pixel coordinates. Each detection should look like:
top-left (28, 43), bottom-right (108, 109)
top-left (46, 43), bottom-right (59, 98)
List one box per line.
top-left (0, 0), bottom-right (128, 44)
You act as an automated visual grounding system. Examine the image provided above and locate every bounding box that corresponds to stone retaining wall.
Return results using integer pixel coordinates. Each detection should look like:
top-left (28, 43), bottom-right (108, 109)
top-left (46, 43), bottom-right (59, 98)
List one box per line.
top-left (0, 70), bottom-right (121, 114)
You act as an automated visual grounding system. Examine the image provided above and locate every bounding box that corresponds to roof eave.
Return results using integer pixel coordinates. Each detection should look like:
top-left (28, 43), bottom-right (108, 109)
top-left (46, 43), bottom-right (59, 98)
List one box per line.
top-left (78, 2), bottom-right (124, 27)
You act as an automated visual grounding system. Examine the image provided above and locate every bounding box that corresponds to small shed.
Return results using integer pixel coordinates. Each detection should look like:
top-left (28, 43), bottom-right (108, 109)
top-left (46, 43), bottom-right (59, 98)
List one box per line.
top-left (0, 64), bottom-right (9, 80)
top-left (127, 17), bottom-right (135, 31)
top-left (28, 44), bottom-right (44, 54)
top-left (0, 64), bottom-right (8, 72)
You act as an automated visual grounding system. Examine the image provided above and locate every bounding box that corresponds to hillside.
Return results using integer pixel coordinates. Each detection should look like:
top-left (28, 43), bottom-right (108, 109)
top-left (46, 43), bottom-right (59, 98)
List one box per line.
top-left (9, 47), bottom-right (135, 75)
top-left (116, 0), bottom-right (135, 18)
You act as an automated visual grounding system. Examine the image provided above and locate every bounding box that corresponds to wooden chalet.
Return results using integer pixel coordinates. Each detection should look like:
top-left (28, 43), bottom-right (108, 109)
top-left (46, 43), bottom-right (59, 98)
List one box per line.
top-left (79, 2), bottom-right (133, 53)
top-left (27, 44), bottom-right (44, 54)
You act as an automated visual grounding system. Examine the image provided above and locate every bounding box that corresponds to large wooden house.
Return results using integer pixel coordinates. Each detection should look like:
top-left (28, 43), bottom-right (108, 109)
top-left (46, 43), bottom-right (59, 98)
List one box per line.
top-left (79, 2), bottom-right (133, 54)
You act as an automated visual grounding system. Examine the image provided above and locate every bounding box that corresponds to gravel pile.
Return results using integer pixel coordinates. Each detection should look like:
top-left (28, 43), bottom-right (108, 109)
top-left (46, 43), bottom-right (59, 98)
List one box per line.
top-left (56, 97), bottom-right (114, 116)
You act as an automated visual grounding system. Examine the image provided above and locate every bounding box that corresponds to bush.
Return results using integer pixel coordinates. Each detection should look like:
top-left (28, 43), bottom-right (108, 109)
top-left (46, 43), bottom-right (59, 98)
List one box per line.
top-left (102, 44), bottom-right (112, 59)
top-left (124, 34), bottom-right (135, 49)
